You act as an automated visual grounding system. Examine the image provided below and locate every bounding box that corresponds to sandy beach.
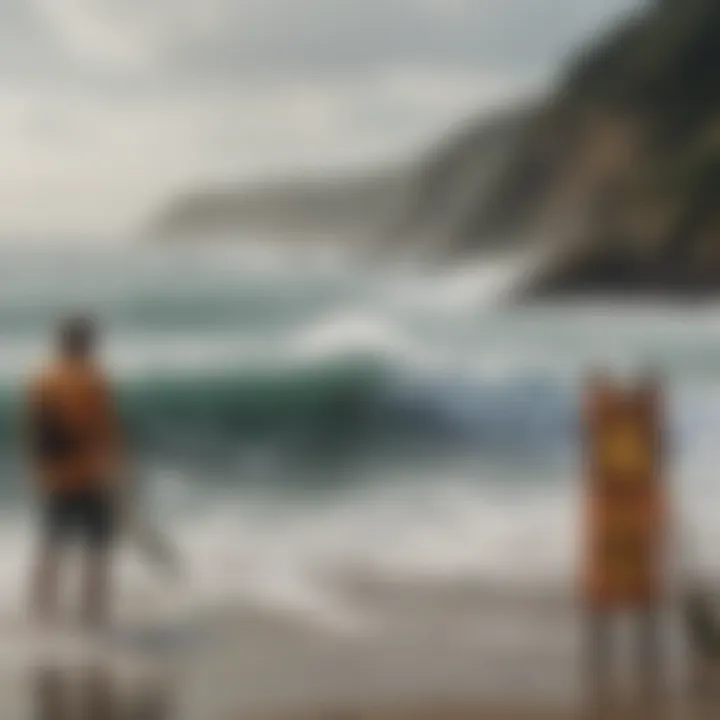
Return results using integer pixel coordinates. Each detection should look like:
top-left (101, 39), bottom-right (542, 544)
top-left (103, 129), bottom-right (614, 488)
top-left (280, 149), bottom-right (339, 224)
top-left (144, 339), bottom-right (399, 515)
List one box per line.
top-left (3, 575), bottom-right (706, 720)
top-left (261, 708), bottom-right (568, 719)
top-left (259, 708), bottom-right (662, 719)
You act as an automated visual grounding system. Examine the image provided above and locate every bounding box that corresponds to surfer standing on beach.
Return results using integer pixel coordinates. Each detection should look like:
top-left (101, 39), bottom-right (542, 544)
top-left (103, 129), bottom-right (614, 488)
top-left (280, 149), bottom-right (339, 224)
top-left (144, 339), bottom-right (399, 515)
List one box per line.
top-left (26, 316), bottom-right (124, 628)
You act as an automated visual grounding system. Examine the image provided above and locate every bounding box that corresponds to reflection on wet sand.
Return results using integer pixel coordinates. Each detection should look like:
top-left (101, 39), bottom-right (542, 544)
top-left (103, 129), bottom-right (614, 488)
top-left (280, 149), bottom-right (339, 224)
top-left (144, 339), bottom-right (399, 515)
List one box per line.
top-left (33, 663), bottom-right (174, 720)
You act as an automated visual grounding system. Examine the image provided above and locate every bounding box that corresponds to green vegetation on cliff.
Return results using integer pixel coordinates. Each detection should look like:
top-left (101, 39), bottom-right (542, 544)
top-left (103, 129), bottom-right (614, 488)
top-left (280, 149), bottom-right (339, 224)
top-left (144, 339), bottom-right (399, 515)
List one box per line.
top-left (473, 0), bottom-right (720, 294)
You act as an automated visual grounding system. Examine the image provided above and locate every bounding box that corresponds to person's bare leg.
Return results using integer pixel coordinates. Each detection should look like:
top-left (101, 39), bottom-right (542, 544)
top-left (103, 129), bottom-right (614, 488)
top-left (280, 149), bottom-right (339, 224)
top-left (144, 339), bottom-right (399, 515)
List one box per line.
top-left (84, 664), bottom-right (116, 720)
top-left (34, 665), bottom-right (70, 720)
top-left (82, 549), bottom-right (110, 629)
top-left (586, 609), bottom-right (612, 717)
top-left (637, 608), bottom-right (663, 713)
top-left (31, 543), bottom-right (61, 625)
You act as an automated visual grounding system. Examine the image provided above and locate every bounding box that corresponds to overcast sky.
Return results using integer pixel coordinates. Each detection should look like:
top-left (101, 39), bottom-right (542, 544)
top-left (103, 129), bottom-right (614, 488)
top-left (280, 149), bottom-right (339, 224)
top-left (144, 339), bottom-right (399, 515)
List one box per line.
top-left (0, 0), bottom-right (641, 236)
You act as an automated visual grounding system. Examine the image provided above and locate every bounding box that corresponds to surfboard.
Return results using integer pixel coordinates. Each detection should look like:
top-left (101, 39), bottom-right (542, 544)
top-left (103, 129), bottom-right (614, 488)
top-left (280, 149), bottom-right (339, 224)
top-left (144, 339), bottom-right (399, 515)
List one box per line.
top-left (119, 478), bottom-right (184, 581)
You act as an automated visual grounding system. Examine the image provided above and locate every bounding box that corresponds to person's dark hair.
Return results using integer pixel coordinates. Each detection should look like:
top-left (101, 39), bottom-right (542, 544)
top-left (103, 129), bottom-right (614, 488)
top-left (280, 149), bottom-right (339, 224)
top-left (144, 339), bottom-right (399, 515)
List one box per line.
top-left (57, 315), bottom-right (98, 358)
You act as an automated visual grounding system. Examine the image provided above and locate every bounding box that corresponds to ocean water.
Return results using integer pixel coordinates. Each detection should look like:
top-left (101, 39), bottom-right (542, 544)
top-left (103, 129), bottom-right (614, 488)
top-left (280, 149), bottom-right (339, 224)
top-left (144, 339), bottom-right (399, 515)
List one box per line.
top-left (0, 244), bottom-right (719, 635)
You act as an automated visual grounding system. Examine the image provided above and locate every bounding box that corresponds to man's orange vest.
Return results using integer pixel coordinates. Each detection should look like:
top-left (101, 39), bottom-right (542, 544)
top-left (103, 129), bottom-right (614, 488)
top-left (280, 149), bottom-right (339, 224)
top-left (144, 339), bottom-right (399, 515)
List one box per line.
top-left (28, 360), bottom-right (123, 493)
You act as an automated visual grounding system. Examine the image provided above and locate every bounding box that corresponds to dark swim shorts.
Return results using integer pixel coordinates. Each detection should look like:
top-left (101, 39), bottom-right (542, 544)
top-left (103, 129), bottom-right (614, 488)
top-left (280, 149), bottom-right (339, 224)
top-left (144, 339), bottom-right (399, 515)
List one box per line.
top-left (44, 489), bottom-right (117, 550)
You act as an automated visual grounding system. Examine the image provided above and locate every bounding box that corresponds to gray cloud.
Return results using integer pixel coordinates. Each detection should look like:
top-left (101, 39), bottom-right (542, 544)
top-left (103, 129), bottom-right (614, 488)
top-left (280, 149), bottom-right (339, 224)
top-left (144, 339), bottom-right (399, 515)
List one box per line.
top-left (10, 0), bottom-right (642, 81)
top-left (0, 0), bottom-right (641, 234)
top-left (180, 0), bottom-right (639, 80)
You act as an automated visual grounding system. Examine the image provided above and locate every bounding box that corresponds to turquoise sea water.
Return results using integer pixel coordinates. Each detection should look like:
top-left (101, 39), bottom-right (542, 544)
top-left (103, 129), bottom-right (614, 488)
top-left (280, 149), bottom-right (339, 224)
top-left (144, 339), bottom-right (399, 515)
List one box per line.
top-left (0, 243), bottom-right (718, 621)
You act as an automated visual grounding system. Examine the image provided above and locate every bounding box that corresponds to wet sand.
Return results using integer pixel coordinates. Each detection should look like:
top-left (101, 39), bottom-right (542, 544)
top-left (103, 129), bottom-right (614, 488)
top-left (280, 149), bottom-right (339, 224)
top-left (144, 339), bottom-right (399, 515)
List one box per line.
top-left (259, 695), bottom-right (720, 719)
top-left (258, 702), bottom-right (711, 719)
top-left (3, 578), bottom-right (709, 719)
top-left (262, 709), bottom-right (565, 719)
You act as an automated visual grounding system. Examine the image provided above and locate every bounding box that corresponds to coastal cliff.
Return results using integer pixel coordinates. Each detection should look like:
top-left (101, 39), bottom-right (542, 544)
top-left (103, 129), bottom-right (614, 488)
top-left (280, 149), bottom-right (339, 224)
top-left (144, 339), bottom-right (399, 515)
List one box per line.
top-left (155, 0), bottom-right (720, 296)
top-left (464, 0), bottom-right (720, 295)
